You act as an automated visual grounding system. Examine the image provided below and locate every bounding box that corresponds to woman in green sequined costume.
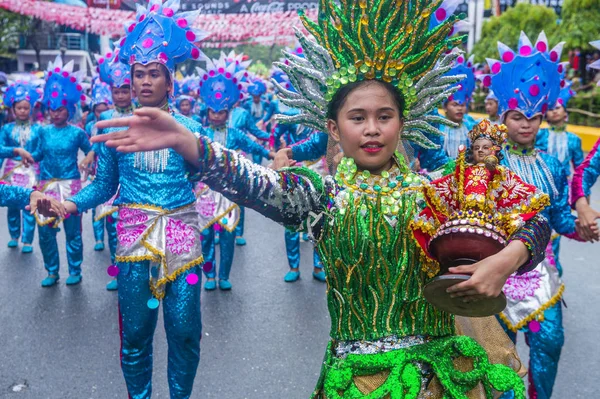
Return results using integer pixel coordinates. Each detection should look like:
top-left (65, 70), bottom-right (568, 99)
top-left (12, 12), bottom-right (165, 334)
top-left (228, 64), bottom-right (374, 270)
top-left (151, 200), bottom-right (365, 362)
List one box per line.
top-left (87, 1), bottom-right (552, 398)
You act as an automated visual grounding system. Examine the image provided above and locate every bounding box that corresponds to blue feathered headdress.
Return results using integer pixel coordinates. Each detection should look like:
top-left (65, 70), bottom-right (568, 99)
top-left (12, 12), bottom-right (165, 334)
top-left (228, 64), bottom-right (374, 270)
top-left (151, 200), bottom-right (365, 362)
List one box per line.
top-left (43, 55), bottom-right (84, 118)
top-left (444, 54), bottom-right (475, 106)
top-left (247, 74), bottom-right (267, 97)
top-left (197, 57), bottom-right (246, 112)
top-left (3, 80), bottom-right (41, 109)
top-left (95, 51), bottom-right (131, 88)
top-left (270, 67), bottom-right (295, 93)
top-left (481, 31), bottom-right (563, 119)
top-left (117, 0), bottom-right (206, 73)
top-left (91, 80), bottom-right (113, 108)
top-left (176, 94), bottom-right (196, 111)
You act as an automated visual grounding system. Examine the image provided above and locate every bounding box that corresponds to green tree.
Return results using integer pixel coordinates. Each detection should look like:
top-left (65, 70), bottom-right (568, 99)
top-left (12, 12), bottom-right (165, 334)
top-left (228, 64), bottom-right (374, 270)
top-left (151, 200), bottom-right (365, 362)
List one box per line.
top-left (472, 3), bottom-right (559, 62)
top-left (555, 0), bottom-right (600, 51)
top-left (0, 9), bottom-right (34, 58)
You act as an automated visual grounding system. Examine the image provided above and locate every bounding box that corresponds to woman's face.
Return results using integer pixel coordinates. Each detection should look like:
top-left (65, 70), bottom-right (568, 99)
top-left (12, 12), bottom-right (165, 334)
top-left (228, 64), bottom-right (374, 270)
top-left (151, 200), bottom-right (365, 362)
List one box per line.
top-left (444, 100), bottom-right (466, 124)
top-left (49, 106), bottom-right (69, 127)
top-left (13, 100), bottom-right (31, 121)
top-left (327, 82), bottom-right (402, 174)
top-left (546, 105), bottom-right (567, 125)
top-left (471, 138), bottom-right (495, 164)
top-left (208, 109), bottom-right (228, 127)
top-left (485, 99), bottom-right (498, 118)
top-left (179, 100), bottom-right (191, 116)
top-left (504, 111), bottom-right (542, 147)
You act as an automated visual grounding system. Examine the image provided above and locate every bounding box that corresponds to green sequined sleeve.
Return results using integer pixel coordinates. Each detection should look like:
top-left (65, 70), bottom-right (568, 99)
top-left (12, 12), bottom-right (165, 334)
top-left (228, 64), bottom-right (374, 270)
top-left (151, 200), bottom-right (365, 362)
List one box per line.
top-left (192, 135), bottom-right (328, 229)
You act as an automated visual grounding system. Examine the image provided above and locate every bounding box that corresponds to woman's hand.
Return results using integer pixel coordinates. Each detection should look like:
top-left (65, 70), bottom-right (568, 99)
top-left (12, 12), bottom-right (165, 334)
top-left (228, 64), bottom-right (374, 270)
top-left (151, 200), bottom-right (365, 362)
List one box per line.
top-left (30, 192), bottom-right (66, 218)
top-left (446, 240), bottom-right (529, 303)
top-left (93, 108), bottom-right (200, 166)
top-left (575, 197), bottom-right (600, 242)
top-left (271, 148), bottom-right (296, 170)
top-left (13, 148), bottom-right (34, 166)
top-left (79, 151), bottom-right (96, 178)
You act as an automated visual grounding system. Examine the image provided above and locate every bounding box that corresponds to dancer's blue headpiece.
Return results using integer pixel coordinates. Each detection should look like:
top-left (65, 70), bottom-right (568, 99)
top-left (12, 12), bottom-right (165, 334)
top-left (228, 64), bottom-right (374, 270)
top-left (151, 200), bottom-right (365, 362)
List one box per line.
top-left (270, 68), bottom-right (295, 93)
top-left (197, 57), bottom-right (247, 112)
top-left (96, 51), bottom-right (131, 88)
top-left (444, 54), bottom-right (475, 106)
top-left (555, 65), bottom-right (576, 109)
top-left (178, 75), bottom-right (199, 96)
top-left (247, 74), bottom-right (267, 97)
top-left (91, 80), bottom-right (113, 109)
top-left (43, 55), bottom-right (84, 118)
top-left (481, 31), bottom-right (563, 120)
top-left (176, 94), bottom-right (196, 111)
top-left (3, 80), bottom-right (41, 110)
top-left (117, 0), bottom-right (206, 73)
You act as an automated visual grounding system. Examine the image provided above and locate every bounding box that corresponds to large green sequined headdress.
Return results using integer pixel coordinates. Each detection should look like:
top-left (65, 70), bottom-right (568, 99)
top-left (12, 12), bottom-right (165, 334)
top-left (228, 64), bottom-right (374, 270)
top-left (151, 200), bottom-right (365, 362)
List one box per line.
top-left (273, 0), bottom-right (466, 149)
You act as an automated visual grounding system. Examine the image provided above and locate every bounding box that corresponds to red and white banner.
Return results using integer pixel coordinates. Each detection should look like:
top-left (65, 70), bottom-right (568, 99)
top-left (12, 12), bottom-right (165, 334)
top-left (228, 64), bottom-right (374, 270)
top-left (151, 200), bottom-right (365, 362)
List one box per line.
top-left (0, 0), bottom-right (315, 45)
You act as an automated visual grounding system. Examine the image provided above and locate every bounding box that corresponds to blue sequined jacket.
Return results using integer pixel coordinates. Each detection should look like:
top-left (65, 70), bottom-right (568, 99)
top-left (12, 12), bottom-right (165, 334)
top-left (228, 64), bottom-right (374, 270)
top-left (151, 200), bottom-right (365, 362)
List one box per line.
top-left (69, 113), bottom-right (203, 212)
top-left (501, 146), bottom-right (579, 240)
top-left (0, 122), bottom-right (43, 159)
top-left (0, 184), bottom-right (32, 208)
top-left (31, 124), bottom-right (92, 181)
top-left (230, 107), bottom-right (270, 141)
top-left (535, 127), bottom-right (584, 177)
top-left (201, 124), bottom-right (270, 159)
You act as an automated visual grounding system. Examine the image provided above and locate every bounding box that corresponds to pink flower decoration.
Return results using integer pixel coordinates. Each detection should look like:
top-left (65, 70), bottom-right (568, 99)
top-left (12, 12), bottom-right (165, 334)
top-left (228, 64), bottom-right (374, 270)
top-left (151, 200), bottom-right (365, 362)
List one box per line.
top-left (502, 52), bottom-right (514, 63)
top-left (550, 51), bottom-right (558, 62)
top-left (215, 92), bottom-right (223, 100)
top-left (142, 38), bottom-right (154, 48)
top-left (508, 98), bottom-right (518, 109)
top-left (519, 45), bottom-right (532, 56)
top-left (186, 31), bottom-right (196, 42)
top-left (12, 173), bottom-right (30, 187)
top-left (529, 84), bottom-right (540, 96)
top-left (165, 218), bottom-right (195, 255)
top-left (491, 63), bottom-right (501, 74)
top-left (196, 195), bottom-right (217, 218)
top-left (177, 18), bottom-right (188, 28)
top-left (536, 42), bottom-right (547, 52)
top-left (482, 76), bottom-right (491, 87)
top-left (504, 269), bottom-right (541, 301)
top-left (163, 7), bottom-right (174, 17)
top-left (128, 23), bottom-right (136, 33)
top-left (51, 91), bottom-right (59, 98)
top-left (191, 48), bottom-right (200, 59)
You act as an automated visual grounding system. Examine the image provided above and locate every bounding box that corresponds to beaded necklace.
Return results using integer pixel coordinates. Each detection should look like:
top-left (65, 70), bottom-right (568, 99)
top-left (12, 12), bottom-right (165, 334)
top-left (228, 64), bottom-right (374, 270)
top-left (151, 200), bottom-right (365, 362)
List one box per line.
top-left (504, 140), bottom-right (558, 197)
top-left (334, 153), bottom-right (425, 219)
top-left (13, 120), bottom-right (31, 147)
top-left (547, 124), bottom-right (569, 163)
top-left (133, 103), bottom-right (171, 173)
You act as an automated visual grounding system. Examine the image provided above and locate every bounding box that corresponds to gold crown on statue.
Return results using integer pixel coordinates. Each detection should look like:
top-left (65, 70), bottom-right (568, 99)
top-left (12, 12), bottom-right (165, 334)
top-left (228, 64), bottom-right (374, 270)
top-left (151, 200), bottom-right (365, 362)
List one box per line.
top-left (468, 119), bottom-right (508, 146)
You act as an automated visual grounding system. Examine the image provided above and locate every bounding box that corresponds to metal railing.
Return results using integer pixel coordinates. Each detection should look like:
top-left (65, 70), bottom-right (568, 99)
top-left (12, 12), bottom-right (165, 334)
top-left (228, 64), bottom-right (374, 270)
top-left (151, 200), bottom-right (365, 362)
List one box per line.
top-left (19, 32), bottom-right (88, 51)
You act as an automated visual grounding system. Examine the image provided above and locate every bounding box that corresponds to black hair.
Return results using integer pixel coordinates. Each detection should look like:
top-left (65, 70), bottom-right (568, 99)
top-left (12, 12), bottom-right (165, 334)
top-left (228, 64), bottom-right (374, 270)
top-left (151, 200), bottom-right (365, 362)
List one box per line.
top-left (326, 79), bottom-right (405, 122)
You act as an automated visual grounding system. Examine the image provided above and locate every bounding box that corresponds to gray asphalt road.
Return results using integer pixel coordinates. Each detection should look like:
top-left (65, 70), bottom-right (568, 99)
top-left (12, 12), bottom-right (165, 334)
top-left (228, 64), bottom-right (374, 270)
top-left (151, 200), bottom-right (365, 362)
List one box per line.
top-left (0, 186), bottom-right (599, 398)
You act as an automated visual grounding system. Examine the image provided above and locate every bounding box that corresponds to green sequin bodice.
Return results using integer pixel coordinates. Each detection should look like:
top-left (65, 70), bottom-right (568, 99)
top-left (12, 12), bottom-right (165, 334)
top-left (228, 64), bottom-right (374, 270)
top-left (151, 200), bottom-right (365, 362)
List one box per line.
top-left (317, 158), bottom-right (453, 342)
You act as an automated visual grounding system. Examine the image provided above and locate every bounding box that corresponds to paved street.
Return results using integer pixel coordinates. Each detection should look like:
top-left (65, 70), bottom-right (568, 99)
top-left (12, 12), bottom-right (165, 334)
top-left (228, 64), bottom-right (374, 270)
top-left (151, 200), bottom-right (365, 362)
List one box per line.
top-left (0, 186), bottom-right (599, 398)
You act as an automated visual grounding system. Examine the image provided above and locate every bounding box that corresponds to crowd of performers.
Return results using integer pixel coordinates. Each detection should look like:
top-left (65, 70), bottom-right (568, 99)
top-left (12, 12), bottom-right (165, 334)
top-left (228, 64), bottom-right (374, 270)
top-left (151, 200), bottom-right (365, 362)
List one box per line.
top-left (1, 0), bottom-right (600, 398)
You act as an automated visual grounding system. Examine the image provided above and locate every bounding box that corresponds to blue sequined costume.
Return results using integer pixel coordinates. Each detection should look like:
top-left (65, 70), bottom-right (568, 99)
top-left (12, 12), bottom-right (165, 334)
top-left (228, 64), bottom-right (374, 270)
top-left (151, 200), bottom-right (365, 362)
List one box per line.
top-left (486, 30), bottom-right (577, 399)
top-left (535, 126), bottom-right (584, 177)
top-left (0, 184), bottom-right (32, 208)
top-left (70, 112), bottom-right (203, 399)
top-left (0, 122), bottom-right (42, 245)
top-left (32, 124), bottom-right (91, 278)
top-left (69, 0), bottom-right (208, 395)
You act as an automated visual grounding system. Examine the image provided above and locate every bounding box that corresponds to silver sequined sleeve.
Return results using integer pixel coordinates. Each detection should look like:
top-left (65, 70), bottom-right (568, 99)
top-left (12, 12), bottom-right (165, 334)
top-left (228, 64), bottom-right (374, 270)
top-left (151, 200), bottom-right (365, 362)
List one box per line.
top-left (193, 135), bottom-right (327, 228)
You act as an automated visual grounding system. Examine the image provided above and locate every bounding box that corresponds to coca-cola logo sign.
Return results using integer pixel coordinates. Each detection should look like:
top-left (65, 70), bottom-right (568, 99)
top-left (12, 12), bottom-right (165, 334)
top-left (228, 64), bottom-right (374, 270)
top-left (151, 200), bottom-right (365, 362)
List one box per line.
top-left (176, 0), bottom-right (318, 13)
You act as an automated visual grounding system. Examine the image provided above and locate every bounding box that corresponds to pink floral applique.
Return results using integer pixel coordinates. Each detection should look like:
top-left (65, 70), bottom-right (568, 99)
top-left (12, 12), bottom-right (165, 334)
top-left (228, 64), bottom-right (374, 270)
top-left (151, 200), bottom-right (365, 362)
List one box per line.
top-left (165, 218), bottom-right (195, 255)
top-left (12, 173), bottom-right (30, 187)
top-left (45, 190), bottom-right (61, 202)
top-left (196, 196), bottom-right (217, 218)
top-left (504, 269), bottom-right (542, 301)
top-left (116, 208), bottom-right (149, 248)
top-left (70, 179), bottom-right (82, 195)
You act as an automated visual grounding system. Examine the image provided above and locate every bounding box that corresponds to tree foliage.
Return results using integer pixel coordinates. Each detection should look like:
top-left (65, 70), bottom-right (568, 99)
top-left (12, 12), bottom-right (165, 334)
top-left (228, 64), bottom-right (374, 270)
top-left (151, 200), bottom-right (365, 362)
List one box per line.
top-left (472, 3), bottom-right (559, 63)
top-left (0, 9), bottom-right (34, 58)
top-left (555, 0), bottom-right (600, 51)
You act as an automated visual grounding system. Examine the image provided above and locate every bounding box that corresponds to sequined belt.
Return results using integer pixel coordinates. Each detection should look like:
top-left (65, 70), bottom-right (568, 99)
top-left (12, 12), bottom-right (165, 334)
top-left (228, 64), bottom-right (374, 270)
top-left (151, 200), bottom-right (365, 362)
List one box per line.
top-left (2, 158), bottom-right (39, 188)
top-left (334, 334), bottom-right (431, 358)
top-left (194, 182), bottom-right (240, 232)
top-left (115, 202), bottom-right (203, 300)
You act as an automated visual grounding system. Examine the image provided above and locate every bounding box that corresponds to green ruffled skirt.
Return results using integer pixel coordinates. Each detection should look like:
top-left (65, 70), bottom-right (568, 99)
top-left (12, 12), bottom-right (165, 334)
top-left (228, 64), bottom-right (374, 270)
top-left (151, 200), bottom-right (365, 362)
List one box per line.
top-left (311, 335), bottom-right (525, 399)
